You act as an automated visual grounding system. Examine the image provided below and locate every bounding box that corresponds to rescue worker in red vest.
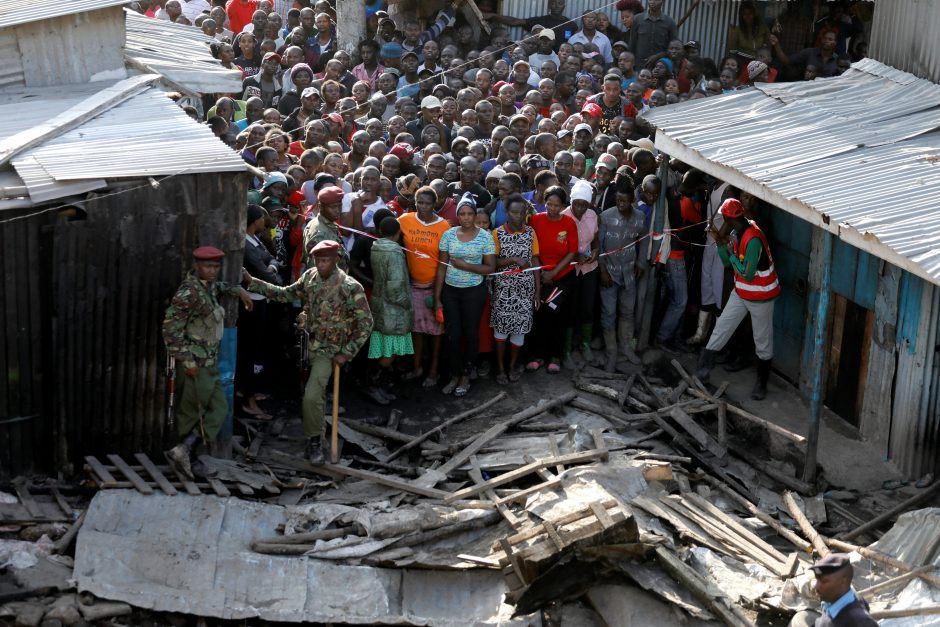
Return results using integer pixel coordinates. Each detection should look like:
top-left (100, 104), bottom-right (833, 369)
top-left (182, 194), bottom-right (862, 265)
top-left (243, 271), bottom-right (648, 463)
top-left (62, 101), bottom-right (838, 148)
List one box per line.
top-left (695, 198), bottom-right (780, 400)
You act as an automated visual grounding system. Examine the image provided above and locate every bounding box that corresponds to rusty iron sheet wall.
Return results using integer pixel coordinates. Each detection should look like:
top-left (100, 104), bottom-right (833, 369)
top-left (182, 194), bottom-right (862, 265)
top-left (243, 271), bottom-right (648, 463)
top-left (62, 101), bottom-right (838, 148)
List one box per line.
top-left (0, 171), bottom-right (246, 476)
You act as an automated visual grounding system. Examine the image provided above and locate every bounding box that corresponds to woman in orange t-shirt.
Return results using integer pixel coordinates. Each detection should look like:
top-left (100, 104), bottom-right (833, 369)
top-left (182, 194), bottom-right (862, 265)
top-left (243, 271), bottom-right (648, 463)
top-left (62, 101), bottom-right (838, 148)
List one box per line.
top-left (398, 187), bottom-right (450, 387)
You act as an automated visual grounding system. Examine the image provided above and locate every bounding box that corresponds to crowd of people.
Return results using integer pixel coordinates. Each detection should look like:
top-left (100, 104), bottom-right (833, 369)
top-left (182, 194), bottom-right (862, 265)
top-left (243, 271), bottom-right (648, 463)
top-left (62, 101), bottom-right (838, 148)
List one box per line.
top-left (157, 0), bottom-right (871, 465)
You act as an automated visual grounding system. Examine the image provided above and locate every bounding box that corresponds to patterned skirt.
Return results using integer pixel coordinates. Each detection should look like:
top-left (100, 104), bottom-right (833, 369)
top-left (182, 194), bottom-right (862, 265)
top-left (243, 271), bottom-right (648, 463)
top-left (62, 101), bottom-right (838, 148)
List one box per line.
top-left (368, 331), bottom-right (415, 359)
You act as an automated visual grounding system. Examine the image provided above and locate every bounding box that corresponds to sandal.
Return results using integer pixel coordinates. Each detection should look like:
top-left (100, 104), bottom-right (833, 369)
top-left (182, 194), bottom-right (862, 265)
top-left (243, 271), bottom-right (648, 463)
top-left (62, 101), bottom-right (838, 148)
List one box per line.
top-left (441, 378), bottom-right (458, 395)
top-left (547, 361), bottom-right (561, 374)
top-left (525, 359), bottom-right (544, 372)
top-left (454, 382), bottom-right (471, 397)
top-left (421, 374), bottom-right (439, 388)
top-left (508, 367), bottom-right (522, 382)
top-left (495, 373), bottom-right (509, 385)
top-left (402, 368), bottom-right (424, 382)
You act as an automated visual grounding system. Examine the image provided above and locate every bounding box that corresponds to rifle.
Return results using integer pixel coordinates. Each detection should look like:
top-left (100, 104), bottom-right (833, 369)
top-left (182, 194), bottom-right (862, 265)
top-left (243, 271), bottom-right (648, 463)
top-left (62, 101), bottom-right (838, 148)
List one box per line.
top-left (166, 355), bottom-right (176, 432)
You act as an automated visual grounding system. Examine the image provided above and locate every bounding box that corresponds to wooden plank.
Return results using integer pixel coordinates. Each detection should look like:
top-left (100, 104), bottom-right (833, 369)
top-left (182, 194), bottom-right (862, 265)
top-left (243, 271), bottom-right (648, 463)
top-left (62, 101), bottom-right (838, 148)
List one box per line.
top-left (504, 500), bottom-right (619, 546)
top-left (542, 521), bottom-right (565, 551)
top-left (590, 502), bottom-right (615, 529)
top-left (445, 448), bottom-right (607, 502)
top-left (107, 454), bottom-right (154, 495)
top-left (685, 387), bottom-right (807, 444)
top-left (206, 477), bottom-right (231, 497)
top-left (717, 401), bottom-right (728, 449)
top-left (470, 455), bottom-right (524, 528)
top-left (164, 456), bottom-right (203, 495)
top-left (386, 391), bottom-right (506, 462)
top-left (783, 491), bottom-right (829, 557)
top-left (437, 391), bottom-right (578, 477)
top-left (50, 487), bottom-right (72, 517)
top-left (590, 429), bottom-right (608, 459)
top-left (494, 478), bottom-right (563, 506)
top-left (683, 493), bottom-right (788, 563)
top-left (499, 537), bottom-right (528, 585)
top-left (654, 546), bottom-right (756, 627)
top-left (84, 456), bottom-right (117, 484)
top-left (134, 453), bottom-right (178, 496)
top-left (13, 483), bottom-right (43, 518)
top-left (247, 432), bottom-right (265, 459)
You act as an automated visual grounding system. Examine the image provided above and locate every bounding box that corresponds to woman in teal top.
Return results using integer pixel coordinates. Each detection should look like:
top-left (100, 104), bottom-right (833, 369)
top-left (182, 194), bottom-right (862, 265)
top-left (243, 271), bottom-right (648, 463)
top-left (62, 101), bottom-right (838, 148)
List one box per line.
top-left (434, 192), bottom-right (497, 397)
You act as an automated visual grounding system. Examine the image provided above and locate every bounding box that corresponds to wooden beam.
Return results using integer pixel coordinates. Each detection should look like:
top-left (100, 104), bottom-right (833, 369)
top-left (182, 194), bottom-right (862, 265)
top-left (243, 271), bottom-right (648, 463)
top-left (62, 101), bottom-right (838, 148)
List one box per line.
top-left (783, 491), bottom-right (829, 557)
top-left (841, 480), bottom-right (940, 541)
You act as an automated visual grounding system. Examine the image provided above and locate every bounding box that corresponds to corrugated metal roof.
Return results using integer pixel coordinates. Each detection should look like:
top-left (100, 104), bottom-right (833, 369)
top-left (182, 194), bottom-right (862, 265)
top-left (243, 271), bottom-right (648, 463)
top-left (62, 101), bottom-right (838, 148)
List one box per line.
top-left (0, 80), bottom-right (121, 139)
top-left (870, 0), bottom-right (940, 84)
top-left (124, 10), bottom-right (243, 94)
top-left (8, 86), bottom-right (245, 202)
top-left (0, 0), bottom-right (130, 29)
top-left (643, 58), bottom-right (940, 287)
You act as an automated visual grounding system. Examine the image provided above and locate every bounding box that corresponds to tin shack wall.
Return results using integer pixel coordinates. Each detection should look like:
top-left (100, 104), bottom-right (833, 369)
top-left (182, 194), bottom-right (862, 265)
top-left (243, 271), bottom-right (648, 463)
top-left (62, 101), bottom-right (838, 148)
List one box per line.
top-left (0, 171), bottom-right (246, 476)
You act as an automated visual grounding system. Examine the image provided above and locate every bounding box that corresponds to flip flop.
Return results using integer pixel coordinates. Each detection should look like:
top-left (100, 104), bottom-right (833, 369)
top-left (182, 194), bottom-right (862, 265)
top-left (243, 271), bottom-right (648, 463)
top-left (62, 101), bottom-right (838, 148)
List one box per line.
top-left (525, 359), bottom-right (544, 372)
top-left (495, 373), bottom-right (509, 385)
top-left (508, 367), bottom-right (522, 382)
top-left (547, 361), bottom-right (561, 374)
top-left (454, 382), bottom-right (471, 397)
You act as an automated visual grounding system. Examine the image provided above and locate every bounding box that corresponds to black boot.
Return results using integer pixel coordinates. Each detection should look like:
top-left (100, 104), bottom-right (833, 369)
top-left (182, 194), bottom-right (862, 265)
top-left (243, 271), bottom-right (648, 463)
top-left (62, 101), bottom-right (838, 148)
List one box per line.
top-left (695, 349), bottom-right (717, 382)
top-left (751, 359), bottom-right (771, 400)
top-left (724, 352), bottom-right (751, 372)
top-left (165, 431), bottom-right (199, 480)
top-left (306, 436), bottom-right (326, 465)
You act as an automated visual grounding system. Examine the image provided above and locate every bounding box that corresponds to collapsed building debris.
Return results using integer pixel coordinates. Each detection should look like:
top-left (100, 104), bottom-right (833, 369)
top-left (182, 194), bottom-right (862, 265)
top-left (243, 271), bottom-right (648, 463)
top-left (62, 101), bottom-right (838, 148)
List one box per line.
top-left (5, 364), bottom-right (940, 625)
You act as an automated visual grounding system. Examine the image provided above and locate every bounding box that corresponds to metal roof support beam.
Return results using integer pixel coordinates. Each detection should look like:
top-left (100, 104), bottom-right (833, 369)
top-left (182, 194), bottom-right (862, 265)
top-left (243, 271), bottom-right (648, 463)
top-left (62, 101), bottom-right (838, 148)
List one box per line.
top-left (803, 231), bottom-right (832, 485)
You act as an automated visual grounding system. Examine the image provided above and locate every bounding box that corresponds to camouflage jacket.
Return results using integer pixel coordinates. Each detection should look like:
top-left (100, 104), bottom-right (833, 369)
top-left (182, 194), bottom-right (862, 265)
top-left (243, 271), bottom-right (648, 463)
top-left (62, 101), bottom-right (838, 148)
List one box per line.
top-left (249, 267), bottom-right (372, 358)
top-left (302, 216), bottom-right (348, 270)
top-left (163, 272), bottom-right (241, 369)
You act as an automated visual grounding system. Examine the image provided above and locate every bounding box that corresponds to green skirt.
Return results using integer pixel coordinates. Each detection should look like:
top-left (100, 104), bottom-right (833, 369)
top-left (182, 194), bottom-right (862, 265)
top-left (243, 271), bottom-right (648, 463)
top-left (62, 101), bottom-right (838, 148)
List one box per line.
top-left (368, 331), bottom-right (415, 359)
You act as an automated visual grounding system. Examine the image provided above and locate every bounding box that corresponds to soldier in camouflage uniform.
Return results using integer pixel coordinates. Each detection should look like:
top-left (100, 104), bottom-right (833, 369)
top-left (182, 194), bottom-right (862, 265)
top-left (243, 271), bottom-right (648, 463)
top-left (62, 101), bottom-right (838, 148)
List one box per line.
top-left (245, 239), bottom-right (373, 464)
top-left (302, 186), bottom-right (349, 271)
top-left (162, 246), bottom-right (253, 479)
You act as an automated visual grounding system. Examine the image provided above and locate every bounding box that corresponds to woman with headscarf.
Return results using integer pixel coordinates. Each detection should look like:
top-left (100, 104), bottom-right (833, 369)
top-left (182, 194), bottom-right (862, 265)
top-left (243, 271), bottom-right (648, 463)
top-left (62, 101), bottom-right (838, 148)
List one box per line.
top-left (433, 193), bottom-right (497, 397)
top-left (562, 179), bottom-right (601, 369)
top-left (278, 63), bottom-right (315, 116)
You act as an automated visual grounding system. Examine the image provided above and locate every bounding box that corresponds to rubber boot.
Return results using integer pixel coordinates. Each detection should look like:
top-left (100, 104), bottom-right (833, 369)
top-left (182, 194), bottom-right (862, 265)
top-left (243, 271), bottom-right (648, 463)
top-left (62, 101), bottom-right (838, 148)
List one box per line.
top-left (166, 431), bottom-right (198, 480)
top-left (306, 435), bottom-right (326, 465)
top-left (695, 348), bottom-right (717, 383)
top-left (603, 329), bottom-right (618, 372)
top-left (688, 311), bottom-right (712, 346)
top-left (724, 352), bottom-right (751, 373)
top-left (580, 323), bottom-right (596, 365)
top-left (751, 359), bottom-right (771, 400)
top-left (562, 328), bottom-right (579, 370)
top-left (617, 319), bottom-right (641, 364)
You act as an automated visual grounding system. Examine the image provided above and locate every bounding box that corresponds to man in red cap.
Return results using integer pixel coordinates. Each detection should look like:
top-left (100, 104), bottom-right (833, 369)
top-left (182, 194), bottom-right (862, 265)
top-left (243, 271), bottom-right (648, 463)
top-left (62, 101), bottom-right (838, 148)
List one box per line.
top-left (303, 185), bottom-right (348, 270)
top-left (244, 239), bottom-right (373, 463)
top-left (163, 246), bottom-right (254, 479)
top-left (696, 198), bottom-right (780, 400)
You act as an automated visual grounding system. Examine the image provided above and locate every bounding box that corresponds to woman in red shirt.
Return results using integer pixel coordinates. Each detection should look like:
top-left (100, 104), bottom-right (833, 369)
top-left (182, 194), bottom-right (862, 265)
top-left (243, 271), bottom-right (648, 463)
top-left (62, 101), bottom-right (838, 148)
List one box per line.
top-left (527, 186), bottom-right (578, 373)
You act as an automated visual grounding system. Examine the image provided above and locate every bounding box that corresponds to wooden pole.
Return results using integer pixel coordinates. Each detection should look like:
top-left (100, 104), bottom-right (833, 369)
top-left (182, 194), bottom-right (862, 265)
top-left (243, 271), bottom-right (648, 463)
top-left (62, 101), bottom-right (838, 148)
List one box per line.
top-left (331, 363), bottom-right (340, 464)
top-left (857, 566), bottom-right (936, 597)
top-left (870, 605), bottom-right (940, 620)
top-left (803, 231), bottom-right (832, 483)
top-left (826, 538), bottom-right (940, 588)
top-left (841, 480), bottom-right (940, 541)
top-left (783, 491), bottom-right (830, 557)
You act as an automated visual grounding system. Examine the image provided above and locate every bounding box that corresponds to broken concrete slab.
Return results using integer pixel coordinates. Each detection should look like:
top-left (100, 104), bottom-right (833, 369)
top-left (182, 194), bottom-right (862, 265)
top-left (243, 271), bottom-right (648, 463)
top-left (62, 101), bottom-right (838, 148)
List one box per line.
top-left (74, 490), bottom-right (536, 626)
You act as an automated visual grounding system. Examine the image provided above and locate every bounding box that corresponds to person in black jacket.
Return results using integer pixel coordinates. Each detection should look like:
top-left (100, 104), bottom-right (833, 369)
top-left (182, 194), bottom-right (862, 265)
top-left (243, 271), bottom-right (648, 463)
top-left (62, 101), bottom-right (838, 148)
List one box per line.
top-left (238, 205), bottom-right (281, 420)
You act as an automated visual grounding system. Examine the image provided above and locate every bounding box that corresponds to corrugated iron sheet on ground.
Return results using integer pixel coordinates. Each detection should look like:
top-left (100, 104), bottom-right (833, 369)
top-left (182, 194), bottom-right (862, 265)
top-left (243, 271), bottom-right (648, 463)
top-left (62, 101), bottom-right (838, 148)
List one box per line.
top-left (124, 10), bottom-right (243, 95)
top-left (0, 0), bottom-right (130, 29)
top-left (643, 58), bottom-right (940, 287)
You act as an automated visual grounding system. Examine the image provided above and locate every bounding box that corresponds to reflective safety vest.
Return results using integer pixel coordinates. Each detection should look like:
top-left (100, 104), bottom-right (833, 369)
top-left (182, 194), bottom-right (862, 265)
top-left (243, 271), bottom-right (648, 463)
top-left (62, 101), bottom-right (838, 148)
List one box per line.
top-left (733, 222), bottom-right (780, 301)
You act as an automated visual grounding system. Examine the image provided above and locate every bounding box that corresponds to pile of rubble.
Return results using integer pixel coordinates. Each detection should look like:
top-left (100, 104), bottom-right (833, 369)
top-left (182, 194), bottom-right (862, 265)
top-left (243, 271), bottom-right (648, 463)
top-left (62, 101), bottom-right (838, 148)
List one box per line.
top-left (4, 361), bottom-right (940, 625)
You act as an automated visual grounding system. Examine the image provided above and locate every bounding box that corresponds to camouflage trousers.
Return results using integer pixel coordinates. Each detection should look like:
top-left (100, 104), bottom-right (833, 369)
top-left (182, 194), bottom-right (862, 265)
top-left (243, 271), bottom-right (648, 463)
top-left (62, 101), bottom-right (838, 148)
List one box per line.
top-left (176, 364), bottom-right (226, 440)
top-left (302, 355), bottom-right (334, 438)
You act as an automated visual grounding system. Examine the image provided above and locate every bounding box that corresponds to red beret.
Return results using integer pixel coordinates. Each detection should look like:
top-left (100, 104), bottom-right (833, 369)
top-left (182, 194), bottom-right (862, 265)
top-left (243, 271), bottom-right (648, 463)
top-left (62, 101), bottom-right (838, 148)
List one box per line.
top-left (193, 245), bottom-right (225, 261)
top-left (317, 185), bottom-right (344, 205)
top-left (581, 102), bottom-right (603, 117)
top-left (311, 240), bottom-right (341, 257)
top-left (389, 142), bottom-right (414, 160)
top-left (719, 198), bottom-right (745, 218)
